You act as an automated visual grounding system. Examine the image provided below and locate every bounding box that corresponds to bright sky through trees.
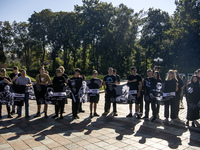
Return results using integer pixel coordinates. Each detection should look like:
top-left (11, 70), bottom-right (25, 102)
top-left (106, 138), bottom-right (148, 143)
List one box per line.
top-left (0, 0), bottom-right (176, 22)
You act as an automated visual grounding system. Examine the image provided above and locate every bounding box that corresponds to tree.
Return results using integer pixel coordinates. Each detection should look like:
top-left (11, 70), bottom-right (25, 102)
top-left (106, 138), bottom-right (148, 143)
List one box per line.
top-left (140, 8), bottom-right (171, 70)
top-left (0, 21), bottom-right (13, 63)
top-left (28, 9), bottom-right (53, 64)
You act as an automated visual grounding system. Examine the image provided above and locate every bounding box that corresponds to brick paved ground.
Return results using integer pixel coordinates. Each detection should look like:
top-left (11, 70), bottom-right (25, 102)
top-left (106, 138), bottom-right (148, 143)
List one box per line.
top-left (0, 81), bottom-right (200, 150)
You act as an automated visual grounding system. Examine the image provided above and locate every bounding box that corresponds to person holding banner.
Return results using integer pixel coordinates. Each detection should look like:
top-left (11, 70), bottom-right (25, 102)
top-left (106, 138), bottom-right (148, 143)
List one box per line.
top-left (126, 66), bottom-right (142, 118)
top-left (15, 70), bottom-right (32, 118)
top-left (143, 69), bottom-right (157, 121)
top-left (88, 70), bottom-right (102, 118)
top-left (102, 67), bottom-right (117, 116)
top-left (186, 75), bottom-right (200, 127)
top-left (68, 68), bottom-right (84, 119)
top-left (59, 66), bottom-right (68, 112)
top-left (52, 68), bottom-right (67, 119)
top-left (163, 70), bottom-right (178, 124)
top-left (34, 67), bottom-right (51, 118)
top-left (0, 68), bottom-right (13, 118)
top-left (152, 71), bottom-right (162, 119)
top-left (9, 66), bottom-right (21, 115)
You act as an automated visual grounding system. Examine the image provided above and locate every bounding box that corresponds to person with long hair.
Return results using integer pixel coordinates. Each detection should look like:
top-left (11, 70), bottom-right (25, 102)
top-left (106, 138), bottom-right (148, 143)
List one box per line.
top-left (163, 70), bottom-right (178, 124)
top-left (34, 67), bottom-right (51, 118)
top-left (174, 70), bottom-right (184, 118)
top-left (152, 71), bottom-right (162, 119)
top-left (186, 75), bottom-right (200, 127)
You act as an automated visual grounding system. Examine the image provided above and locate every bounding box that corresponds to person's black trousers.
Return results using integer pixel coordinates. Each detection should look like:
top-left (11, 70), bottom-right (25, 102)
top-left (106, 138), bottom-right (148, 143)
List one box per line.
top-left (104, 94), bottom-right (117, 113)
top-left (55, 99), bottom-right (65, 116)
top-left (72, 96), bottom-right (80, 117)
top-left (175, 92), bottom-right (181, 118)
top-left (164, 98), bottom-right (176, 119)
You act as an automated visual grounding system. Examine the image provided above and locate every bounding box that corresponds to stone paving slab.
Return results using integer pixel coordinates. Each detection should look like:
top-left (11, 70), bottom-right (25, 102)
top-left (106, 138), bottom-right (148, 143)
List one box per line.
top-left (0, 88), bottom-right (200, 150)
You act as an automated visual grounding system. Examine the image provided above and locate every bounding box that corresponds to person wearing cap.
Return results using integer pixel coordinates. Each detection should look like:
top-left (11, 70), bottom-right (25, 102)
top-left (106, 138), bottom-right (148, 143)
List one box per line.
top-left (52, 68), bottom-right (67, 119)
top-left (102, 67), bottom-right (117, 116)
top-left (34, 66), bottom-right (51, 118)
top-left (88, 70), bottom-right (102, 118)
top-left (126, 66), bottom-right (142, 118)
top-left (9, 66), bottom-right (21, 115)
top-left (0, 68), bottom-right (13, 118)
top-left (68, 68), bottom-right (85, 119)
top-left (15, 70), bottom-right (32, 118)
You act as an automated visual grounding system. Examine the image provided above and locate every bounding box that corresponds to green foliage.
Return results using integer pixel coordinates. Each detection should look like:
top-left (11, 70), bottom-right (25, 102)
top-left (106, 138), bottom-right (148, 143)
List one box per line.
top-left (1, 0), bottom-right (200, 76)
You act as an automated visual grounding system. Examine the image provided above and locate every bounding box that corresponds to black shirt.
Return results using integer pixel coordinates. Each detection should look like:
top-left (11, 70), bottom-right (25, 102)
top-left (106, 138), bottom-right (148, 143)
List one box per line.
top-left (52, 76), bottom-right (66, 92)
top-left (0, 77), bottom-right (11, 92)
top-left (164, 79), bottom-right (177, 93)
top-left (69, 77), bottom-right (84, 95)
top-left (144, 77), bottom-right (157, 95)
top-left (88, 78), bottom-right (101, 96)
top-left (177, 77), bottom-right (183, 93)
top-left (127, 74), bottom-right (142, 91)
top-left (62, 73), bottom-right (68, 81)
top-left (115, 74), bottom-right (120, 83)
top-left (9, 73), bottom-right (21, 85)
top-left (103, 75), bottom-right (116, 94)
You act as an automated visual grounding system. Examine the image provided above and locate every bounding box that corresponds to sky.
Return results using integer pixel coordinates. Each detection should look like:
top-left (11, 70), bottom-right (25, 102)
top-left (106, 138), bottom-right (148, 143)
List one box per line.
top-left (0, 0), bottom-right (177, 23)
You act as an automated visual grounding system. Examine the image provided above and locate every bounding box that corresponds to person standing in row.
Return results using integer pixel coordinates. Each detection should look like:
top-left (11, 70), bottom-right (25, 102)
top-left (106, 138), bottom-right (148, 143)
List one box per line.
top-left (113, 69), bottom-right (120, 84)
top-left (9, 66), bottom-right (21, 115)
top-left (0, 68), bottom-right (12, 118)
top-left (34, 67), bottom-right (51, 118)
top-left (15, 70), bottom-right (32, 118)
top-left (59, 66), bottom-right (68, 112)
top-left (126, 66), bottom-right (142, 118)
top-left (88, 70), bottom-right (102, 118)
top-left (186, 75), bottom-right (200, 127)
top-left (143, 69), bottom-right (157, 120)
top-left (163, 70), bottom-right (178, 124)
top-left (52, 68), bottom-right (67, 119)
top-left (174, 70), bottom-right (184, 118)
top-left (68, 68), bottom-right (84, 119)
top-left (153, 71), bottom-right (162, 119)
top-left (102, 67), bottom-right (117, 116)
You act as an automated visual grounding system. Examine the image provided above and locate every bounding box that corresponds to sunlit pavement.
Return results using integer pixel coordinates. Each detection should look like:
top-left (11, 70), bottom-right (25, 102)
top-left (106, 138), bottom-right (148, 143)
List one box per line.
top-left (0, 81), bottom-right (200, 150)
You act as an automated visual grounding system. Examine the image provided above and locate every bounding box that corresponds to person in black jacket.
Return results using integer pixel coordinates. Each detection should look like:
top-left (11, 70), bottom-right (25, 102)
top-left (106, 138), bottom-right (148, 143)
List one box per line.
top-left (9, 66), bottom-right (21, 115)
top-left (163, 70), bottom-right (178, 124)
top-left (68, 68), bottom-right (84, 119)
top-left (52, 68), bottom-right (67, 119)
top-left (186, 75), bottom-right (200, 127)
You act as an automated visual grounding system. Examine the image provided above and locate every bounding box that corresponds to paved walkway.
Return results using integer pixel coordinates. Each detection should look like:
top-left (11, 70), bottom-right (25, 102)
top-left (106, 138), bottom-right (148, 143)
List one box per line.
top-left (0, 86), bottom-right (200, 149)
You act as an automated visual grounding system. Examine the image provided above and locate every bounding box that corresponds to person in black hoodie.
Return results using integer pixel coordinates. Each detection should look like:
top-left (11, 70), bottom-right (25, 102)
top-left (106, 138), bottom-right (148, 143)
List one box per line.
top-left (163, 70), bottom-right (178, 124)
top-left (143, 69), bottom-right (157, 121)
top-left (68, 68), bottom-right (84, 119)
top-left (52, 68), bottom-right (67, 119)
top-left (186, 75), bottom-right (200, 127)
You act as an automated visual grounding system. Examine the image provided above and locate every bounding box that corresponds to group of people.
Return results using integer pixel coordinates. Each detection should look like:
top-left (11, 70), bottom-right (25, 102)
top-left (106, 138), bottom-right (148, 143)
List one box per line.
top-left (0, 66), bottom-right (199, 128)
